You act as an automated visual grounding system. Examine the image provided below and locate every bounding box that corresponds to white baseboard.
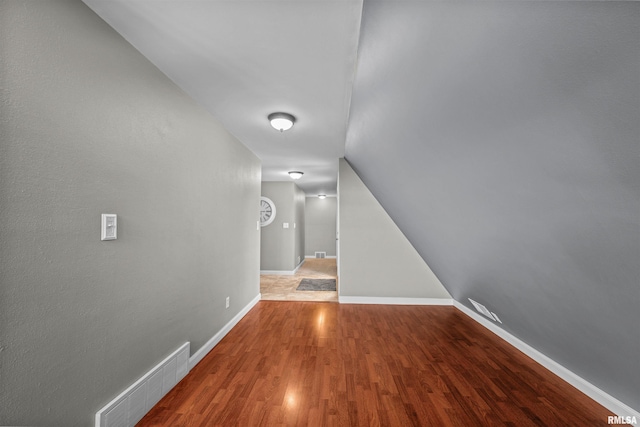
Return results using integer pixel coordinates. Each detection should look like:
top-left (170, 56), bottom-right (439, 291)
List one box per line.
top-left (260, 270), bottom-right (296, 275)
top-left (339, 296), bottom-right (453, 305)
top-left (188, 293), bottom-right (261, 370)
top-left (260, 259), bottom-right (305, 276)
top-left (453, 300), bottom-right (640, 419)
top-left (305, 254), bottom-right (337, 259)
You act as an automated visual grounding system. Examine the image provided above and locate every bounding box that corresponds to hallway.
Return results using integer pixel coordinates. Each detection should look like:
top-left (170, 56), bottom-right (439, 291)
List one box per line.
top-left (260, 258), bottom-right (338, 302)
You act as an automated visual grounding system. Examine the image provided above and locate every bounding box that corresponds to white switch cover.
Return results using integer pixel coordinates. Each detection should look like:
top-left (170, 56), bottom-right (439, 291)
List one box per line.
top-left (101, 214), bottom-right (117, 241)
top-left (293, 223), bottom-right (296, 229)
top-left (283, 223), bottom-right (289, 229)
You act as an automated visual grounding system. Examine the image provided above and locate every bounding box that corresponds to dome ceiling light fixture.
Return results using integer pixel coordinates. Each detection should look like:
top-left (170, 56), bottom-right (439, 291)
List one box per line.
top-left (318, 194), bottom-right (327, 199)
top-left (268, 112), bottom-right (296, 132)
top-left (288, 171), bottom-right (304, 180)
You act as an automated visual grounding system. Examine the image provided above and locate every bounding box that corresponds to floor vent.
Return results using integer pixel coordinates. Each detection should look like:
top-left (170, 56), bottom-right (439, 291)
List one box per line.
top-left (315, 252), bottom-right (326, 259)
top-left (95, 342), bottom-right (190, 427)
top-left (468, 298), bottom-right (497, 322)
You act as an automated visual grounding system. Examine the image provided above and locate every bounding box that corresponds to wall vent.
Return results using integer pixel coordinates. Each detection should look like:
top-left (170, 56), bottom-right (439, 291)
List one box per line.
top-left (491, 312), bottom-right (503, 324)
top-left (315, 252), bottom-right (326, 259)
top-left (96, 342), bottom-right (190, 427)
top-left (468, 298), bottom-right (498, 322)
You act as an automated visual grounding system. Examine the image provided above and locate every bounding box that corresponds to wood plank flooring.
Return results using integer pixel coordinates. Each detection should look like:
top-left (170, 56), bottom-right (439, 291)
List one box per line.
top-left (137, 302), bottom-right (612, 426)
top-left (260, 258), bottom-right (338, 302)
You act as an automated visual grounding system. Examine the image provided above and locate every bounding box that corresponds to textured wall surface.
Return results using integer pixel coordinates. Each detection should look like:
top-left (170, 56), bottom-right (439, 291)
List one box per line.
top-left (345, 1), bottom-right (640, 409)
top-left (338, 159), bottom-right (451, 299)
top-left (305, 197), bottom-right (337, 257)
top-left (0, 1), bottom-right (261, 425)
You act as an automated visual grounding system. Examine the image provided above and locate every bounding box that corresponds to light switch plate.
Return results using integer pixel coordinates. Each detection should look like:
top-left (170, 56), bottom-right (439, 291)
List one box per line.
top-left (283, 223), bottom-right (289, 229)
top-left (101, 214), bottom-right (117, 241)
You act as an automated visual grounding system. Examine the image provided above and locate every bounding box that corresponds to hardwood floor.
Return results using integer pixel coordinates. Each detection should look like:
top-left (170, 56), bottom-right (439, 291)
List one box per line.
top-left (260, 258), bottom-right (338, 302)
top-left (137, 302), bottom-right (611, 426)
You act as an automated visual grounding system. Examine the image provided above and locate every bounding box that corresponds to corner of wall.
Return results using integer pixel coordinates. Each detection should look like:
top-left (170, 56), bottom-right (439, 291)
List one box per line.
top-left (337, 158), bottom-right (451, 300)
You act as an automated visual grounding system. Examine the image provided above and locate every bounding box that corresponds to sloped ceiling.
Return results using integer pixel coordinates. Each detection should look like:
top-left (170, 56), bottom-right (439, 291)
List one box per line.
top-left (82, 0), bottom-right (363, 197)
top-left (345, 1), bottom-right (640, 409)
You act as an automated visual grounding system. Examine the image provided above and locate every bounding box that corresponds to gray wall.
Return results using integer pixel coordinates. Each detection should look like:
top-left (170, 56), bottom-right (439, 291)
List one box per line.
top-left (293, 184), bottom-right (306, 267)
top-left (260, 182), bottom-right (305, 271)
top-left (338, 159), bottom-right (451, 299)
top-left (305, 196), bottom-right (337, 257)
top-left (0, 1), bottom-right (261, 425)
top-left (345, 1), bottom-right (640, 409)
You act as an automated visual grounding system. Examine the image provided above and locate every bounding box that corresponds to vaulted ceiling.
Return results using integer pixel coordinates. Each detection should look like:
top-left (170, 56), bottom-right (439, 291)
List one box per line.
top-left (83, 0), bottom-right (363, 197)
top-left (84, 0), bottom-right (639, 410)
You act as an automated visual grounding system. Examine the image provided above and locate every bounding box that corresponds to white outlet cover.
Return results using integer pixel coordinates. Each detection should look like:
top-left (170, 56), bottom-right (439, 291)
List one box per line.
top-left (101, 214), bottom-right (117, 241)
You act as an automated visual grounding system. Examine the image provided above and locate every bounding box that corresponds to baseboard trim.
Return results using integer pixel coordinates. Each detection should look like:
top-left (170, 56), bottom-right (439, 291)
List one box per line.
top-left (453, 300), bottom-right (640, 418)
top-left (188, 293), bottom-right (261, 370)
top-left (339, 296), bottom-right (453, 305)
top-left (304, 254), bottom-right (337, 259)
top-left (260, 259), bottom-right (305, 276)
top-left (260, 270), bottom-right (294, 275)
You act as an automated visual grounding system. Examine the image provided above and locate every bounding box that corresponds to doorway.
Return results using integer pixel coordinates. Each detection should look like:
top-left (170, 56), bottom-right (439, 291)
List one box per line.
top-left (260, 258), bottom-right (337, 302)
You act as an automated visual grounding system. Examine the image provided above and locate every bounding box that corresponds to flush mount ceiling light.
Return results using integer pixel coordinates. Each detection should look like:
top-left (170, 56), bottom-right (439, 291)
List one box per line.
top-left (318, 194), bottom-right (327, 199)
top-left (268, 112), bottom-right (296, 132)
top-left (288, 171), bottom-right (304, 180)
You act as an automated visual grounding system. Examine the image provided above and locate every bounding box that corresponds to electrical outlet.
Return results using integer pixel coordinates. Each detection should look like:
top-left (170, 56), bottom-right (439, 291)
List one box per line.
top-left (225, 297), bottom-right (230, 309)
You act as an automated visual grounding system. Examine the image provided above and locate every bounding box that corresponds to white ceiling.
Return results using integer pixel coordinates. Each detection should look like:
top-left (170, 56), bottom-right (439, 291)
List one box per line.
top-left (82, 0), bottom-right (363, 197)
